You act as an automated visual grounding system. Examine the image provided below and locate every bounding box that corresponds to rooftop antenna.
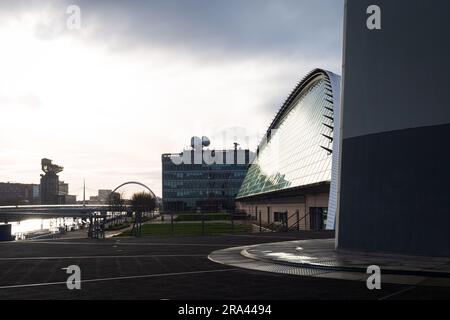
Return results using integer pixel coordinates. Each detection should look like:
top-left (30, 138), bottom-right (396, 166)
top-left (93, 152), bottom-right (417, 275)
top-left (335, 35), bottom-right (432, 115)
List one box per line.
top-left (83, 179), bottom-right (86, 206)
top-left (233, 142), bottom-right (240, 164)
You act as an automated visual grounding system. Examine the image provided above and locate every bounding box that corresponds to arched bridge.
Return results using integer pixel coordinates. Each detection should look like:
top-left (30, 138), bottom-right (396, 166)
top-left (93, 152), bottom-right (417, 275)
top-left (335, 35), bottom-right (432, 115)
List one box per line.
top-left (0, 181), bottom-right (157, 221)
top-left (110, 181), bottom-right (156, 198)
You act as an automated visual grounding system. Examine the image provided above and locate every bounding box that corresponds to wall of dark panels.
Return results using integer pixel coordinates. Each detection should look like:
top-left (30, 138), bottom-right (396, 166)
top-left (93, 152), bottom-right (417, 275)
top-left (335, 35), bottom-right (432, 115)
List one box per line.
top-left (338, 124), bottom-right (450, 256)
top-left (338, 0), bottom-right (450, 256)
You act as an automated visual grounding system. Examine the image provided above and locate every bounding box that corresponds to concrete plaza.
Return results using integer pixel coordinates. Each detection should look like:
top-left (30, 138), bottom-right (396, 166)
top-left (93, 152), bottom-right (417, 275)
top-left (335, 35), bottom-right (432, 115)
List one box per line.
top-left (0, 231), bottom-right (449, 300)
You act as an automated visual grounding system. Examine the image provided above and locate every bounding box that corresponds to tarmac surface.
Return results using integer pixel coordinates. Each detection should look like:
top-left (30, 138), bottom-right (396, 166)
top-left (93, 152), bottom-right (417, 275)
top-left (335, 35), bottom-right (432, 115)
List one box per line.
top-left (0, 231), bottom-right (449, 300)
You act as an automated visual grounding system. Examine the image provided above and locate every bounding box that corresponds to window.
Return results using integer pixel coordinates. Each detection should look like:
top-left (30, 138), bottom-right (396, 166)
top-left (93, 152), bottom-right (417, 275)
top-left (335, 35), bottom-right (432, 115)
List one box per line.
top-left (237, 75), bottom-right (334, 198)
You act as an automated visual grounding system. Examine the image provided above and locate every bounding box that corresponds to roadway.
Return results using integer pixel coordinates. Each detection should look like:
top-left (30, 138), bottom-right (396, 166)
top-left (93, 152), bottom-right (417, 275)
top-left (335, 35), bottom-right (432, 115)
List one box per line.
top-left (1, 231), bottom-right (449, 300)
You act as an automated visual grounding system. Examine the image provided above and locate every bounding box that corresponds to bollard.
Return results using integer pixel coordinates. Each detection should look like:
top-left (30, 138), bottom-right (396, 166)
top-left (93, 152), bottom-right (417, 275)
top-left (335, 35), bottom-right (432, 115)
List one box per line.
top-left (202, 213), bottom-right (205, 236)
top-left (259, 212), bottom-right (262, 232)
top-left (231, 214), bottom-right (234, 234)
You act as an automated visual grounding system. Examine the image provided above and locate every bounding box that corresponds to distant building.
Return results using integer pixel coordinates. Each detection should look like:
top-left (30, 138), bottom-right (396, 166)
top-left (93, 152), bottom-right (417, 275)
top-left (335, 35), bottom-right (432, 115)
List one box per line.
top-left (58, 181), bottom-right (69, 195)
top-left (62, 195), bottom-right (77, 205)
top-left (32, 185), bottom-right (40, 200)
top-left (98, 190), bottom-right (114, 202)
top-left (162, 137), bottom-right (254, 213)
top-left (40, 158), bottom-right (63, 205)
top-left (89, 189), bottom-right (119, 204)
top-left (0, 182), bottom-right (40, 205)
top-left (88, 195), bottom-right (99, 203)
top-left (40, 159), bottom-right (77, 204)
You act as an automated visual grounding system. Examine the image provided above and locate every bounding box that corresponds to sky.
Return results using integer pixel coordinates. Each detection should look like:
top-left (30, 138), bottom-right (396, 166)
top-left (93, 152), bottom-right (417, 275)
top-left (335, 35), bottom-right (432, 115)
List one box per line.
top-left (0, 0), bottom-right (344, 198)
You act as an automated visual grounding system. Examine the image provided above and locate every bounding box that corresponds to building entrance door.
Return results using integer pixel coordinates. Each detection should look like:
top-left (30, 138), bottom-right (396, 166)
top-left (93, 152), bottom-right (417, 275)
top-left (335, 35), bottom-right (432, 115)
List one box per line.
top-left (309, 208), bottom-right (327, 231)
top-left (274, 211), bottom-right (288, 231)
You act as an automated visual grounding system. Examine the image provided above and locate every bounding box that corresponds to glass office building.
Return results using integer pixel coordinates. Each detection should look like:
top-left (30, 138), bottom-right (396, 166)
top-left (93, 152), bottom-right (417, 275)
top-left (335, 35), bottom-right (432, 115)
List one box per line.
top-left (236, 69), bottom-right (341, 230)
top-left (162, 143), bottom-right (253, 213)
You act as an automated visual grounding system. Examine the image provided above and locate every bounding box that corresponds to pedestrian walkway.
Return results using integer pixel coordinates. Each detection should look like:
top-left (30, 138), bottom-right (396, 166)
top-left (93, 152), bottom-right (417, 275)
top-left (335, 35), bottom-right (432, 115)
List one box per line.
top-left (209, 238), bottom-right (450, 287)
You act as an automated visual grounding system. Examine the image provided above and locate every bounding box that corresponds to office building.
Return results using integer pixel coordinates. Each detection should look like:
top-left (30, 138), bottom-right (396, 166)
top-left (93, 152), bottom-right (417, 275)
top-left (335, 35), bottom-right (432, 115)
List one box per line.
top-left (162, 137), bottom-right (253, 213)
top-left (0, 182), bottom-right (40, 205)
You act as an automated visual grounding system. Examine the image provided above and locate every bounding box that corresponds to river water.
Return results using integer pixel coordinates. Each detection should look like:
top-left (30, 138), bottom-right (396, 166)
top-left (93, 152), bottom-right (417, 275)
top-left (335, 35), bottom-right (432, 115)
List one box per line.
top-left (8, 217), bottom-right (83, 238)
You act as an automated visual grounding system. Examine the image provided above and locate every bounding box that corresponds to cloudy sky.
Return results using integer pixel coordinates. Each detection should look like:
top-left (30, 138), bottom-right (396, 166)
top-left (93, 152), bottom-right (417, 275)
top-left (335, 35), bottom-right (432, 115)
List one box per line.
top-left (0, 0), bottom-right (344, 198)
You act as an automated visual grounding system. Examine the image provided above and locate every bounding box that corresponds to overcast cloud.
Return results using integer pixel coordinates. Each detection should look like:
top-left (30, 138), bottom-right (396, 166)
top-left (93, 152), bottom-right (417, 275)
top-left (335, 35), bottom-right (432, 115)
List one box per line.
top-left (0, 0), bottom-right (344, 197)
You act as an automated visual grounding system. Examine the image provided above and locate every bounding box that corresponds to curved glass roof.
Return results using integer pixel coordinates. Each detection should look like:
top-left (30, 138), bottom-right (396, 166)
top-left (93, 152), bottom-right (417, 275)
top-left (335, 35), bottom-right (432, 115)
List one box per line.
top-left (237, 72), bottom-right (336, 198)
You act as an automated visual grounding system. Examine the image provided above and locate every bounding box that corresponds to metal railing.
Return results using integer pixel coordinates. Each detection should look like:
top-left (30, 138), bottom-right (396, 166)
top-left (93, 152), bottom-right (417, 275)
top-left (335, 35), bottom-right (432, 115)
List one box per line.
top-left (257, 210), bottom-right (310, 233)
top-left (158, 212), bottom-right (254, 236)
top-left (8, 209), bottom-right (316, 241)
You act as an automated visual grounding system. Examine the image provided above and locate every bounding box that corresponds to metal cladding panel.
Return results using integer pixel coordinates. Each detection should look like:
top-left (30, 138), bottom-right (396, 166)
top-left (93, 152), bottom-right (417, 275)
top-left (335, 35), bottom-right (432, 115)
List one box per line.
top-left (342, 0), bottom-right (450, 139)
top-left (338, 0), bottom-right (450, 256)
top-left (325, 71), bottom-right (341, 230)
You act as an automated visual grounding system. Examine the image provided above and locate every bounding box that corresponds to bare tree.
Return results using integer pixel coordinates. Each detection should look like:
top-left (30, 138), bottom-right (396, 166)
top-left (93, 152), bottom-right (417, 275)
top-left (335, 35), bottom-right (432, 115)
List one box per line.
top-left (108, 191), bottom-right (126, 226)
top-left (130, 192), bottom-right (156, 237)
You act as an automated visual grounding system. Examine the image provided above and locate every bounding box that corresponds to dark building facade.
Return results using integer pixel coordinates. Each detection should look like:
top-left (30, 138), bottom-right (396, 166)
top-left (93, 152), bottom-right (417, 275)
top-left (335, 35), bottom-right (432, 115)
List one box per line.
top-left (162, 141), bottom-right (253, 213)
top-left (0, 182), bottom-right (39, 205)
top-left (236, 69), bottom-right (341, 231)
top-left (337, 0), bottom-right (450, 257)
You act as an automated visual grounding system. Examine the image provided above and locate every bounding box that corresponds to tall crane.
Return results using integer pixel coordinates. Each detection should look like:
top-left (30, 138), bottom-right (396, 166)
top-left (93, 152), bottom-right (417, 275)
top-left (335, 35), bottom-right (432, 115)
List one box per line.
top-left (41, 158), bottom-right (63, 175)
top-left (40, 158), bottom-right (63, 204)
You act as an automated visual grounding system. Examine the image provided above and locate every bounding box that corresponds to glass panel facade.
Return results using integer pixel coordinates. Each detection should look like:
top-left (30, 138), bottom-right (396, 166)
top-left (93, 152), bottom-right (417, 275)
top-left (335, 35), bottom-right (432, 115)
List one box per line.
top-left (237, 74), bottom-right (334, 198)
top-left (162, 150), bottom-right (252, 213)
